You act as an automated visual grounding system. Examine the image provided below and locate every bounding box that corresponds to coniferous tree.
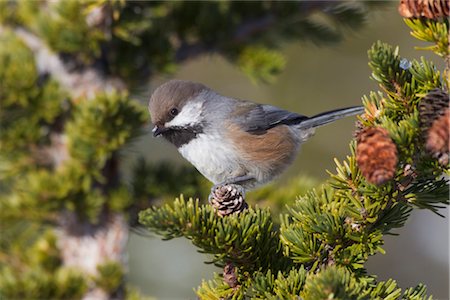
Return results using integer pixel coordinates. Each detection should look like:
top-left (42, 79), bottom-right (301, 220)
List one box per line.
top-left (0, 1), bottom-right (376, 299)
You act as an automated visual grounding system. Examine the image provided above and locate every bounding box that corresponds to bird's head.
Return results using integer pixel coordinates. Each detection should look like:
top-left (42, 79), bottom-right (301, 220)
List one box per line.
top-left (148, 80), bottom-right (208, 145)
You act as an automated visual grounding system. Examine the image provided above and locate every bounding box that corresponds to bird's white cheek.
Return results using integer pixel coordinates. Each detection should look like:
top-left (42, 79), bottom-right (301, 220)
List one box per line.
top-left (165, 101), bottom-right (203, 128)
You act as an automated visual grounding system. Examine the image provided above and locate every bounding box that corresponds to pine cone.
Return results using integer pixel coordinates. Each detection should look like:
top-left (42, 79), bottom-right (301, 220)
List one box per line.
top-left (209, 184), bottom-right (248, 217)
top-left (398, 0), bottom-right (450, 18)
top-left (356, 127), bottom-right (398, 185)
top-left (223, 262), bottom-right (238, 288)
top-left (426, 109), bottom-right (450, 166)
top-left (419, 88), bottom-right (449, 136)
top-left (353, 120), bottom-right (365, 138)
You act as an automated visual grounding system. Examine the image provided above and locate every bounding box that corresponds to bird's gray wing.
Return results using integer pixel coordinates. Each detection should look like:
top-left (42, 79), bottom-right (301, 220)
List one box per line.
top-left (233, 103), bottom-right (307, 133)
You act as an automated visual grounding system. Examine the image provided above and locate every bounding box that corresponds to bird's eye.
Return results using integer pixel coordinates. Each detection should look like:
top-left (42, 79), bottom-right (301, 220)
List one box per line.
top-left (170, 108), bottom-right (178, 116)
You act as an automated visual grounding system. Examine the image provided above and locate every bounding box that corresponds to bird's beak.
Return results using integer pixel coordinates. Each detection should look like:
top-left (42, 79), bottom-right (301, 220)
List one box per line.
top-left (152, 125), bottom-right (167, 137)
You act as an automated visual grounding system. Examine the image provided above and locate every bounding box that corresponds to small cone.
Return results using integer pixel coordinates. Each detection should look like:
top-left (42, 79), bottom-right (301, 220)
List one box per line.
top-left (353, 120), bottom-right (365, 138)
top-left (209, 184), bottom-right (248, 217)
top-left (398, 0), bottom-right (450, 18)
top-left (419, 88), bottom-right (449, 135)
top-left (356, 127), bottom-right (398, 185)
top-left (223, 262), bottom-right (238, 288)
top-left (426, 109), bottom-right (450, 166)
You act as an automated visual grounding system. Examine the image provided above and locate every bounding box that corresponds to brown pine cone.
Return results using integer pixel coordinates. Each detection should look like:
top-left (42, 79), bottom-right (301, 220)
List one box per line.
top-left (223, 262), bottom-right (239, 288)
top-left (356, 127), bottom-right (399, 185)
top-left (399, 0), bottom-right (450, 18)
top-left (426, 109), bottom-right (450, 166)
top-left (353, 120), bottom-right (365, 138)
top-left (209, 184), bottom-right (248, 217)
top-left (419, 89), bottom-right (449, 135)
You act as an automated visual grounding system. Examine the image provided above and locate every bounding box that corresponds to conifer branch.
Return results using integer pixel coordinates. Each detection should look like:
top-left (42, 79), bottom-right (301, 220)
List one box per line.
top-left (139, 197), bottom-right (289, 273)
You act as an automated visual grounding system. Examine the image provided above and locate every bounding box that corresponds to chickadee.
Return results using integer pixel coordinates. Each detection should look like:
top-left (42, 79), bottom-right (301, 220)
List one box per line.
top-left (149, 80), bottom-right (363, 190)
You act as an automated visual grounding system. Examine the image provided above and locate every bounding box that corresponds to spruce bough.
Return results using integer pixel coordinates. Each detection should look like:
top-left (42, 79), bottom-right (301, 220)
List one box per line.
top-left (139, 17), bottom-right (449, 299)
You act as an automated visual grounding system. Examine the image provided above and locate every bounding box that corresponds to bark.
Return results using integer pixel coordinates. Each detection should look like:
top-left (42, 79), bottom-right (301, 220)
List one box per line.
top-left (57, 213), bottom-right (128, 300)
top-left (10, 27), bottom-right (126, 99)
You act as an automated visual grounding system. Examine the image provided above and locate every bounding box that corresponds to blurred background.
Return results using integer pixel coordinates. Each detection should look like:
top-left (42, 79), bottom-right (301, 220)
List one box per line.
top-left (0, 1), bottom-right (448, 300)
top-left (126, 5), bottom-right (449, 300)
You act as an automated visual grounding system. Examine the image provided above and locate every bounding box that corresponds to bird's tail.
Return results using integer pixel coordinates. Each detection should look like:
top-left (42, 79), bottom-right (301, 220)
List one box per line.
top-left (296, 106), bottom-right (364, 130)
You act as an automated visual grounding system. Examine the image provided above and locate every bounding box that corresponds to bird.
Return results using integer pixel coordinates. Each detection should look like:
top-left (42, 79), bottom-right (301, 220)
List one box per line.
top-left (148, 80), bottom-right (364, 191)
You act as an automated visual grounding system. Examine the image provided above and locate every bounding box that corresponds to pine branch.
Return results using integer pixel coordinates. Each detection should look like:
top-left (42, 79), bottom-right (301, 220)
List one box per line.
top-left (139, 197), bottom-right (289, 273)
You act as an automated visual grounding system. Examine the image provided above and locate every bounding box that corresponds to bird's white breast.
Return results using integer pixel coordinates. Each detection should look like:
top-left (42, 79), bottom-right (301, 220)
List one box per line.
top-left (178, 131), bottom-right (241, 184)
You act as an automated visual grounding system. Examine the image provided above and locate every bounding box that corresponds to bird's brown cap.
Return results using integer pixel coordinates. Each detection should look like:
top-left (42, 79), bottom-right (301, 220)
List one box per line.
top-left (149, 80), bottom-right (208, 125)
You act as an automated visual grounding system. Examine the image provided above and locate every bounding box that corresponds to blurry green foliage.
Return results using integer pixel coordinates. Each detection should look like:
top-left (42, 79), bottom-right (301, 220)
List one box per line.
top-left (0, 31), bottom-right (65, 154)
top-left (1, 1), bottom-right (374, 83)
top-left (66, 92), bottom-right (148, 166)
top-left (131, 159), bottom-right (210, 202)
top-left (95, 261), bottom-right (125, 294)
top-left (1, 267), bottom-right (87, 300)
top-left (237, 46), bottom-right (286, 84)
top-left (0, 229), bottom-right (88, 300)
